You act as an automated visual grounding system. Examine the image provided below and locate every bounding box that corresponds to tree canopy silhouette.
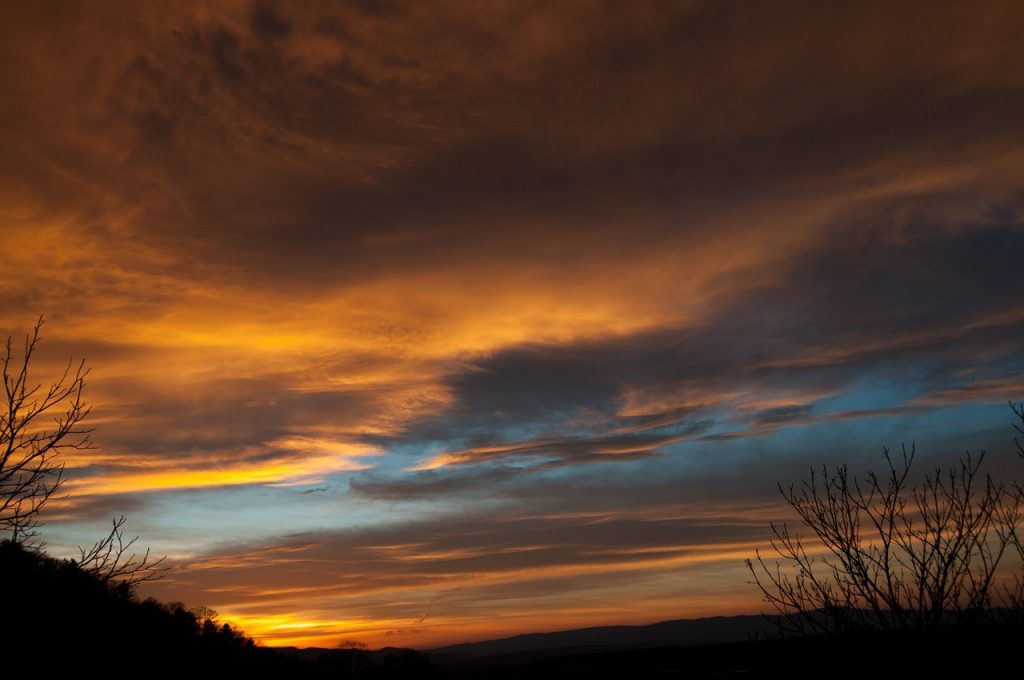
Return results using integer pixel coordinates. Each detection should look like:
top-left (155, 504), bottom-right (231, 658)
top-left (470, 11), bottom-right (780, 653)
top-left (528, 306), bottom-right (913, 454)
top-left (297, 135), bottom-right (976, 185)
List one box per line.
top-left (747, 403), bottom-right (1024, 636)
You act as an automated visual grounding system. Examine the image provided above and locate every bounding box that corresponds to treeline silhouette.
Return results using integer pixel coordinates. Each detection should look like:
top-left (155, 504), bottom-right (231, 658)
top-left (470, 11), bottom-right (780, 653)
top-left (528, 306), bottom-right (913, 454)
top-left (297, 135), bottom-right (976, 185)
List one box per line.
top-left (0, 540), bottom-right (437, 677)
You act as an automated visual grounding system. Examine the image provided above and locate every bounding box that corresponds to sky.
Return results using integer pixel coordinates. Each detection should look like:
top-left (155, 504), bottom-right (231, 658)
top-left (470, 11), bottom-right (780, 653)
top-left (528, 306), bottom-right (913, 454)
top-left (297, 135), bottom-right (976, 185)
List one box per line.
top-left (2, 0), bottom-right (1024, 649)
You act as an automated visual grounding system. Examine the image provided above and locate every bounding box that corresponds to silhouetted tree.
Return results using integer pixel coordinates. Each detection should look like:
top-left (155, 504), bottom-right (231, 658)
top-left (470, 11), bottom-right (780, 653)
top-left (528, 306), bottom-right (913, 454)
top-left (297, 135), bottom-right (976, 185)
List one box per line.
top-left (336, 639), bottom-right (372, 676)
top-left (747, 404), bottom-right (1024, 636)
top-left (1007, 401), bottom-right (1024, 615)
top-left (76, 514), bottom-right (167, 586)
top-left (1, 317), bottom-right (165, 586)
top-left (1, 317), bottom-right (92, 546)
top-left (189, 605), bottom-right (220, 624)
top-left (1015, 402), bottom-right (1024, 460)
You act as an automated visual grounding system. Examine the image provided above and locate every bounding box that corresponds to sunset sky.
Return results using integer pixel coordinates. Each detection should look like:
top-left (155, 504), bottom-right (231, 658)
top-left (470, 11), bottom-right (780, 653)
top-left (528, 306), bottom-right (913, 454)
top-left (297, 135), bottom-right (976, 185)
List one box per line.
top-left (2, 0), bottom-right (1024, 649)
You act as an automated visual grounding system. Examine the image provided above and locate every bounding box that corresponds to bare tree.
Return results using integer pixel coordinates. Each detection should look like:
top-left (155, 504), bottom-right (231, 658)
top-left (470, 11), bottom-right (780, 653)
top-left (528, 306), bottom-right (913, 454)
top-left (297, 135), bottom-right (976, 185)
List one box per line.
top-left (747, 413), bottom-right (1024, 637)
top-left (76, 515), bottom-right (168, 586)
top-left (1006, 401), bottom-right (1024, 616)
top-left (188, 605), bottom-right (220, 624)
top-left (1, 317), bottom-right (167, 587)
top-left (1, 316), bottom-right (93, 546)
top-left (1014, 401), bottom-right (1024, 460)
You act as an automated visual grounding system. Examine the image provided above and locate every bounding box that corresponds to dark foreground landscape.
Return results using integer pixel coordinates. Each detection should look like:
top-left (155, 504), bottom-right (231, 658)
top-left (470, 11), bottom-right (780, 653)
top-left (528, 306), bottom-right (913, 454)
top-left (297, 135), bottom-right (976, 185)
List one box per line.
top-left (5, 539), bottom-right (1021, 678)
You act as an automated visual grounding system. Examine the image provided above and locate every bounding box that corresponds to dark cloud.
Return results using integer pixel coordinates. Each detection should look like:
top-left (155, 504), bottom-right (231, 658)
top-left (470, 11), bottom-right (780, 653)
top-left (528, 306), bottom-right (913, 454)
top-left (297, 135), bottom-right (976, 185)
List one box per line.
top-left (91, 375), bottom-right (378, 457)
top-left (4, 1), bottom-right (1024, 287)
top-left (349, 467), bottom-right (523, 502)
top-left (915, 374), bottom-right (1024, 406)
top-left (249, 3), bottom-right (291, 41)
top-left (751, 405), bottom-right (815, 426)
top-left (378, 213), bottom-right (1023, 469)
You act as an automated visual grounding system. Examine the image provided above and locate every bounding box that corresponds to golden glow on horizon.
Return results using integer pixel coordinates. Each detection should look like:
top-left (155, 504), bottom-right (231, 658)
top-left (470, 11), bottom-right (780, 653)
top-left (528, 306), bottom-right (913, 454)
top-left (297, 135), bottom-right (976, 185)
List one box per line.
top-left (183, 526), bottom-right (865, 649)
top-left (192, 544), bottom-right (767, 649)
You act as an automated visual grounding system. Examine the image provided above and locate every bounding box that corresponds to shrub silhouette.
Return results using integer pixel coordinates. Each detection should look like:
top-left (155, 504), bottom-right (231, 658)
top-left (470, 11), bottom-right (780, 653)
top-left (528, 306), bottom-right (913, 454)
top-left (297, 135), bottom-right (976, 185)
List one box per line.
top-left (747, 403), bottom-right (1024, 636)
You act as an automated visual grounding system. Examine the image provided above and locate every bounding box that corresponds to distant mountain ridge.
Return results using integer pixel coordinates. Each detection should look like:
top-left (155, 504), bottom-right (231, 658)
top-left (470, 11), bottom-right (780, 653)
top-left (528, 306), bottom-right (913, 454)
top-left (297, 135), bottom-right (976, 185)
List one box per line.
top-left (427, 614), bottom-right (774, 659)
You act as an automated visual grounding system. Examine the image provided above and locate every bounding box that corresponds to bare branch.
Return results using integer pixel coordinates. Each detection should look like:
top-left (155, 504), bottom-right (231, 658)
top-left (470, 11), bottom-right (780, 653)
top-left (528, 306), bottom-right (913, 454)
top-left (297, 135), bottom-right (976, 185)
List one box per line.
top-left (2, 317), bottom-right (169, 595)
top-left (747, 408), bottom-right (1024, 636)
top-left (76, 515), bottom-right (168, 586)
top-left (1, 317), bottom-right (94, 547)
top-left (1012, 401), bottom-right (1024, 460)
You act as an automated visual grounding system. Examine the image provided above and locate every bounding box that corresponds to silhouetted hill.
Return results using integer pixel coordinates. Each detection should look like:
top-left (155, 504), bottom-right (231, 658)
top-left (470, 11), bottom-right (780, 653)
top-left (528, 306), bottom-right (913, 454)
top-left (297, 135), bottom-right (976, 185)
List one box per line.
top-left (0, 540), bottom-right (435, 677)
top-left (428, 614), bottom-right (773, 659)
top-left (431, 625), bottom-right (1024, 679)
